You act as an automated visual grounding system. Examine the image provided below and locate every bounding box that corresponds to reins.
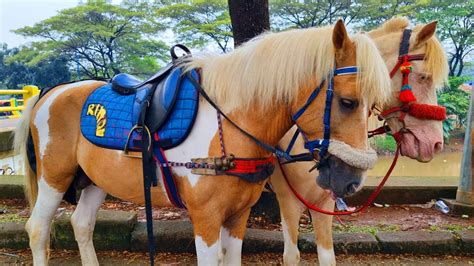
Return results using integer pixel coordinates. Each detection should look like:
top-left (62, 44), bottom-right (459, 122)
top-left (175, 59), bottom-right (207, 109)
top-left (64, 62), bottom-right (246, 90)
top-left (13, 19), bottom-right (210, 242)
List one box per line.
top-left (281, 144), bottom-right (400, 215)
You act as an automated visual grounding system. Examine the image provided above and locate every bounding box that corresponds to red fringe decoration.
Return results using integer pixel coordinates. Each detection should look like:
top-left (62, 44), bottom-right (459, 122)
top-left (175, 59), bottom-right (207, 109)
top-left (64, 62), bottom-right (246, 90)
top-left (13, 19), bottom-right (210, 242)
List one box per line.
top-left (399, 89), bottom-right (416, 103)
top-left (409, 103), bottom-right (446, 121)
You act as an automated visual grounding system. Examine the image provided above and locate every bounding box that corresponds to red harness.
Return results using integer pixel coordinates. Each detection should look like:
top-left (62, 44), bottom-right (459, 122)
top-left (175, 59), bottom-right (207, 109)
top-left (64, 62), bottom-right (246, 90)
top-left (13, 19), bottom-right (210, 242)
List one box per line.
top-left (282, 29), bottom-right (447, 216)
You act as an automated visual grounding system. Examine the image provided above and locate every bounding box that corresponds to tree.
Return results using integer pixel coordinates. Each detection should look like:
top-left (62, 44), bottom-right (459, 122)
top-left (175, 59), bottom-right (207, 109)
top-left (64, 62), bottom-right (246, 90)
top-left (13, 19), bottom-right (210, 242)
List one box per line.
top-left (352, 0), bottom-right (425, 31)
top-left (14, 0), bottom-right (168, 79)
top-left (269, 0), bottom-right (359, 30)
top-left (416, 0), bottom-right (473, 76)
top-left (156, 0), bottom-right (233, 53)
top-left (0, 43), bottom-right (71, 89)
top-left (228, 0), bottom-right (270, 47)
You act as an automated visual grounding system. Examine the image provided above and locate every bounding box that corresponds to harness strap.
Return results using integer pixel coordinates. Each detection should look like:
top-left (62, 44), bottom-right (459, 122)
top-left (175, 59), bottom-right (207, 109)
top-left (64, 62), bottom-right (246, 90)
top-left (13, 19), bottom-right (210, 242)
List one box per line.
top-left (186, 72), bottom-right (292, 160)
top-left (137, 96), bottom-right (157, 266)
top-left (154, 135), bottom-right (186, 208)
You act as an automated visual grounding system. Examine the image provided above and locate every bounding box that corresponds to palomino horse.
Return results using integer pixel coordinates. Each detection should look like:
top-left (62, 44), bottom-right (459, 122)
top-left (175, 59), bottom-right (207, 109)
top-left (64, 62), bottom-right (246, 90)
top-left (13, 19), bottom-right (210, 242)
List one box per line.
top-left (270, 18), bottom-right (448, 265)
top-left (14, 21), bottom-right (391, 265)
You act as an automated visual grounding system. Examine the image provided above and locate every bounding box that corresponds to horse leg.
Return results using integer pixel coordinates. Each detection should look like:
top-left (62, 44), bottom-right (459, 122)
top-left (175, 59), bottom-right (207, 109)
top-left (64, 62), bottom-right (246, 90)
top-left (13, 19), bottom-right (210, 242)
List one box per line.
top-left (220, 208), bottom-right (251, 265)
top-left (70, 185), bottom-right (106, 266)
top-left (279, 196), bottom-right (305, 265)
top-left (309, 199), bottom-right (336, 266)
top-left (190, 208), bottom-right (225, 265)
top-left (26, 177), bottom-right (70, 266)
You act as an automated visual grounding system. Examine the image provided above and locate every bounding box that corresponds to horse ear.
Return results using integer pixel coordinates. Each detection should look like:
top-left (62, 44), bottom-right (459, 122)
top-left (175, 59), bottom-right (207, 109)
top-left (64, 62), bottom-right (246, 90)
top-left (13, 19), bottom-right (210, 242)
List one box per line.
top-left (333, 19), bottom-right (350, 50)
top-left (415, 21), bottom-right (437, 47)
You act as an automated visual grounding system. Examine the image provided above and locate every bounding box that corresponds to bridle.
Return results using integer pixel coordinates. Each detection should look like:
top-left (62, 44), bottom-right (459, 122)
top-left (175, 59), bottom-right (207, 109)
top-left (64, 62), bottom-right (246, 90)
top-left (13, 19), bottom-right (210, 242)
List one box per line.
top-left (290, 66), bottom-right (359, 170)
top-left (281, 28), bottom-right (447, 216)
top-left (369, 29), bottom-right (446, 141)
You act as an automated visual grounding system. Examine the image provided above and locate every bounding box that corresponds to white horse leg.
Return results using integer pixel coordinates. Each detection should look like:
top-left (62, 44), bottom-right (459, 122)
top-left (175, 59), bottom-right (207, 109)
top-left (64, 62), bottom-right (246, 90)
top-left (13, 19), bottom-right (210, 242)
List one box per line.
top-left (70, 185), bottom-right (106, 266)
top-left (309, 199), bottom-right (336, 266)
top-left (220, 208), bottom-right (250, 266)
top-left (195, 235), bottom-right (222, 265)
top-left (26, 178), bottom-right (65, 266)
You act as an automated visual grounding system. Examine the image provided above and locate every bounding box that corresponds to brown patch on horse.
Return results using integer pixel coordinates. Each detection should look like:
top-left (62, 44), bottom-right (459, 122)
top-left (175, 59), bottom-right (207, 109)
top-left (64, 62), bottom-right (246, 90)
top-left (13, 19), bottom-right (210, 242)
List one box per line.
top-left (31, 81), bottom-right (106, 193)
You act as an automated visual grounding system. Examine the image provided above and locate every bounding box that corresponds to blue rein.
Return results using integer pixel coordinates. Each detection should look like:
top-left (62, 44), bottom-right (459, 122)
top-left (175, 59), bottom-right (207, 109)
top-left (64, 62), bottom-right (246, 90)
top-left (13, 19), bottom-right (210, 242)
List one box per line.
top-left (289, 66), bottom-right (358, 167)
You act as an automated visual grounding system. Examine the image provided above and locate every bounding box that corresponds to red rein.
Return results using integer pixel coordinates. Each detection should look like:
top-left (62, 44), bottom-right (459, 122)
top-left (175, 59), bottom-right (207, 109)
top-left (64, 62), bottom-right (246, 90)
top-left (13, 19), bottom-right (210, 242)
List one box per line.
top-left (280, 144), bottom-right (401, 216)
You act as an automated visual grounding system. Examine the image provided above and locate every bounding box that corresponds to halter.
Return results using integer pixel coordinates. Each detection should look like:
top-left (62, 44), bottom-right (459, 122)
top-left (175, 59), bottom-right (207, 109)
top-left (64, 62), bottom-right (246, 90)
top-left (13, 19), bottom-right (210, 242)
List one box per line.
top-left (370, 29), bottom-right (446, 141)
top-left (290, 66), bottom-right (358, 169)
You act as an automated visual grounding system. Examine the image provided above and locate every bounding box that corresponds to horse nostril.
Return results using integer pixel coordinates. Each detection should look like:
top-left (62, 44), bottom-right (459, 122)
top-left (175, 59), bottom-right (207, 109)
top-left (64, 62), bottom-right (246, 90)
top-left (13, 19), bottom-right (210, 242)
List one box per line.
top-left (434, 142), bottom-right (443, 153)
top-left (346, 182), bottom-right (360, 194)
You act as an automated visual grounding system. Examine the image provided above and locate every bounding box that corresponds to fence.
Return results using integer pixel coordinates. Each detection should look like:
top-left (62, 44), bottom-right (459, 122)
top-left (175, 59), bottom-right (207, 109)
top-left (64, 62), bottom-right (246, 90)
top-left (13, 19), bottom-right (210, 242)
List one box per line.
top-left (0, 85), bottom-right (40, 118)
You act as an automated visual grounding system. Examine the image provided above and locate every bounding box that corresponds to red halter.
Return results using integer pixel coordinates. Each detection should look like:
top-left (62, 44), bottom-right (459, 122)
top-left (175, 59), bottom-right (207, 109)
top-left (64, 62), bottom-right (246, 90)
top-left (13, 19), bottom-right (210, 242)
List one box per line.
top-left (372, 29), bottom-right (446, 141)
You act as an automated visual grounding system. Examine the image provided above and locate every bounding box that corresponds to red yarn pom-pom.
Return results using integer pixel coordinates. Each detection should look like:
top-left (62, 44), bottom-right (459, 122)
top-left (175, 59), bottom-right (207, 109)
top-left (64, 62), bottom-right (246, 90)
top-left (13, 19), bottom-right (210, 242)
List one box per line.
top-left (400, 62), bottom-right (413, 75)
top-left (399, 89), bottom-right (416, 103)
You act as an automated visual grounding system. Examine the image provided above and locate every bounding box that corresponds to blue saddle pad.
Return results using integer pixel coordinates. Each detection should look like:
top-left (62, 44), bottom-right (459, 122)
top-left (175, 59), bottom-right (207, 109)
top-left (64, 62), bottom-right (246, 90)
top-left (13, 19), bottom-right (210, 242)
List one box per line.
top-left (80, 69), bottom-right (199, 151)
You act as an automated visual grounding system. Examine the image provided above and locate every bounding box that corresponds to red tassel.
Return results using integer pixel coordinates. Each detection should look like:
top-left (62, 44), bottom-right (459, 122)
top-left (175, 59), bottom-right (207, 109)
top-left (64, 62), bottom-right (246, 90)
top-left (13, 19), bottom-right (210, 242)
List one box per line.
top-left (409, 104), bottom-right (446, 121)
top-left (399, 89), bottom-right (416, 103)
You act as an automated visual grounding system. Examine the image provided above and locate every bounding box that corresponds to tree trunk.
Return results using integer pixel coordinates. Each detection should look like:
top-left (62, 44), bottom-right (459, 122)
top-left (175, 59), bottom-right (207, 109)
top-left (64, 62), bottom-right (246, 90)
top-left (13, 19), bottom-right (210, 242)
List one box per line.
top-left (228, 0), bottom-right (270, 47)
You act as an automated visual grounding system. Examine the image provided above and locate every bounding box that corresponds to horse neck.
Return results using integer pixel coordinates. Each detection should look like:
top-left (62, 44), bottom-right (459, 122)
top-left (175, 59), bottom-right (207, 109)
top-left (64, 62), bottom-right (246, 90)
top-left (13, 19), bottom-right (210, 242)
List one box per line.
top-left (221, 103), bottom-right (293, 157)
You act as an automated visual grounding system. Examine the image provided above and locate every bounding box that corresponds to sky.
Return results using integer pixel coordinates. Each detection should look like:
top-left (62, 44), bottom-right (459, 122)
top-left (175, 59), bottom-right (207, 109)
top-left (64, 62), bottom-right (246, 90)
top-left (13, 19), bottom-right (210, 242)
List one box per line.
top-left (0, 0), bottom-right (120, 48)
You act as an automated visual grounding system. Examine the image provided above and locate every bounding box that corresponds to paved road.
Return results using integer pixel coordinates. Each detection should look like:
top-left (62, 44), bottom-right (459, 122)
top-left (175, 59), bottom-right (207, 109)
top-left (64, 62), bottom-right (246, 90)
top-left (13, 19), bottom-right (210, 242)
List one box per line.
top-left (1, 250), bottom-right (473, 265)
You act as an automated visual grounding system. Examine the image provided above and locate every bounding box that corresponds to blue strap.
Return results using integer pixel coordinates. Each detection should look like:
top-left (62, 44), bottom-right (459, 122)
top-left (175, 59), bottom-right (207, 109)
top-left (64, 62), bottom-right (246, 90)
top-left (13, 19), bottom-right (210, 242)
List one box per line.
top-left (334, 66), bottom-right (358, 75)
top-left (155, 148), bottom-right (186, 208)
top-left (292, 80), bottom-right (325, 121)
top-left (285, 128), bottom-right (300, 154)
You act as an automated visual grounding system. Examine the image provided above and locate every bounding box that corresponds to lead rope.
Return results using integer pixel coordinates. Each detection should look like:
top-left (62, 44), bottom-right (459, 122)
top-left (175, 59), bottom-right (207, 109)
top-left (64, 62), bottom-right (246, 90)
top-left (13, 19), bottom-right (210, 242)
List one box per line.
top-left (280, 144), bottom-right (400, 215)
top-left (217, 112), bottom-right (226, 156)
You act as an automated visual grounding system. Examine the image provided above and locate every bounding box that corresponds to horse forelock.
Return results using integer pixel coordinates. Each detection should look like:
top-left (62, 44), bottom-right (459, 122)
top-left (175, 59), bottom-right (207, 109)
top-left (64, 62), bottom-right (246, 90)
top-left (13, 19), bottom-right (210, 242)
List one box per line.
top-left (352, 33), bottom-right (391, 107)
top-left (412, 25), bottom-right (449, 88)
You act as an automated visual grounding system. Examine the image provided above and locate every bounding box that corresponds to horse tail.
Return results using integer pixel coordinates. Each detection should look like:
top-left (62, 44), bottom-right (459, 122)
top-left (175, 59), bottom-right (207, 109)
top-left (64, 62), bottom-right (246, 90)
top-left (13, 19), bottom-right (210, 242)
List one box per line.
top-left (13, 94), bottom-right (40, 209)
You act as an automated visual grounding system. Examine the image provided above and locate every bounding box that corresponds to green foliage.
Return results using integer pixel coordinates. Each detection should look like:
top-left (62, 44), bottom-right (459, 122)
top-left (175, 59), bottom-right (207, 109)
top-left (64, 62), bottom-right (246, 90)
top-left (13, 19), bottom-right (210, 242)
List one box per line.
top-left (269, 0), bottom-right (357, 30)
top-left (416, 0), bottom-right (473, 76)
top-left (0, 43), bottom-right (70, 89)
top-left (156, 0), bottom-right (232, 53)
top-left (373, 135), bottom-right (397, 153)
top-left (438, 76), bottom-right (471, 127)
top-left (13, 0), bottom-right (168, 78)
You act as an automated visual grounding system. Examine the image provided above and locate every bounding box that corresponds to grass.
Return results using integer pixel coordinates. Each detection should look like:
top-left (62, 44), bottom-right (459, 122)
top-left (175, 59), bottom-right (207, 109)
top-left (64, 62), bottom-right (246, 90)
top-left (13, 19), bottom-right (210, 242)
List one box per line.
top-left (333, 224), bottom-right (399, 236)
top-left (372, 135), bottom-right (397, 153)
top-left (0, 213), bottom-right (26, 223)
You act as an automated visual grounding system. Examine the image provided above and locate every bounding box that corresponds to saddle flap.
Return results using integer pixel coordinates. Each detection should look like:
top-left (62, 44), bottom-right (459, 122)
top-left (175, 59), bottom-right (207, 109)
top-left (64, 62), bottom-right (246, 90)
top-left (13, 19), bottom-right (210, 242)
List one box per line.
top-left (145, 67), bottom-right (184, 132)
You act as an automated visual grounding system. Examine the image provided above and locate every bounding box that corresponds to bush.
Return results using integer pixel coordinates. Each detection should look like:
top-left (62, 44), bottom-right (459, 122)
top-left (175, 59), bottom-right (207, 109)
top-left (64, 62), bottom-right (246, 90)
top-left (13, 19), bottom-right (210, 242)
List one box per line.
top-left (373, 135), bottom-right (397, 153)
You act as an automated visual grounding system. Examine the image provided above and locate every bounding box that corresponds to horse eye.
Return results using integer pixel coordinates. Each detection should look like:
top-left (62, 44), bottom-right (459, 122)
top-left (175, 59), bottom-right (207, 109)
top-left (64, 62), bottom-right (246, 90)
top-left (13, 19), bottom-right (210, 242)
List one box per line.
top-left (340, 98), bottom-right (358, 110)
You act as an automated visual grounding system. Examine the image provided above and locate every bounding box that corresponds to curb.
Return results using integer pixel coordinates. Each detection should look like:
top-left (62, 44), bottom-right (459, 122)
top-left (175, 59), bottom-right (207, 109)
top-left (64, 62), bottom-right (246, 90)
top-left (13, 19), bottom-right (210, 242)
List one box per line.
top-left (0, 210), bottom-right (472, 255)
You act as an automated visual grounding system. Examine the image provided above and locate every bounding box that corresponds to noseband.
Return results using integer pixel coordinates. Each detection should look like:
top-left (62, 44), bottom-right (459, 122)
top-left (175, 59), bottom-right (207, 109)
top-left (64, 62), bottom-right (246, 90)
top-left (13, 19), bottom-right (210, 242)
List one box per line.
top-left (370, 29), bottom-right (447, 141)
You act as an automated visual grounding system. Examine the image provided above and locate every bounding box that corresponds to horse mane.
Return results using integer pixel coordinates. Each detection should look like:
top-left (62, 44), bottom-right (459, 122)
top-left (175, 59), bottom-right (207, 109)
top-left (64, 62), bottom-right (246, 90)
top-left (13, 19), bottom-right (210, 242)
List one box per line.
top-left (413, 24), bottom-right (449, 88)
top-left (187, 26), bottom-right (390, 112)
top-left (370, 17), bottom-right (448, 88)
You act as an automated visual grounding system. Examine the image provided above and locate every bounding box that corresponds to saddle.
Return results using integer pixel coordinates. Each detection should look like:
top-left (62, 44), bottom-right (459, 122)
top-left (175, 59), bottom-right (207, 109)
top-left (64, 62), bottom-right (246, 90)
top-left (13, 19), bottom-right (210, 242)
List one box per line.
top-left (80, 54), bottom-right (199, 151)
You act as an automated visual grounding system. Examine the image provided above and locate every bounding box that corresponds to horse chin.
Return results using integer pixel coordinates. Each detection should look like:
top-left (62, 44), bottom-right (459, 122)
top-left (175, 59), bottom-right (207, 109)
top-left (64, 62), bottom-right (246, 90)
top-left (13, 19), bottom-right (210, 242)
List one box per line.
top-left (316, 157), bottom-right (365, 198)
top-left (399, 131), bottom-right (441, 162)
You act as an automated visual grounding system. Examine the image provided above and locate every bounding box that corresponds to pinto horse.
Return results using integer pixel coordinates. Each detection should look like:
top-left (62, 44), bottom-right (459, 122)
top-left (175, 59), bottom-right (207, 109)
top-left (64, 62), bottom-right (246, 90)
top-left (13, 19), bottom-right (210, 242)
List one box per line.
top-left (14, 21), bottom-right (391, 265)
top-left (270, 18), bottom-right (448, 265)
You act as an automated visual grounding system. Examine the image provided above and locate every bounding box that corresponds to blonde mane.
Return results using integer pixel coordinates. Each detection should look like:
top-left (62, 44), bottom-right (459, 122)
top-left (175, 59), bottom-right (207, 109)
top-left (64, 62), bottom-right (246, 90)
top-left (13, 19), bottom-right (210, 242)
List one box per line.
top-left (371, 17), bottom-right (448, 88)
top-left (187, 26), bottom-right (390, 111)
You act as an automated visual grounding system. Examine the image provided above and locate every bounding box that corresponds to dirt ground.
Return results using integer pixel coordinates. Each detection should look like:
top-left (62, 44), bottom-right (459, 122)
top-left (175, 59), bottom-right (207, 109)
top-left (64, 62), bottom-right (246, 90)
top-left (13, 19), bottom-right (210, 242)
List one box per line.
top-left (0, 249), bottom-right (473, 265)
top-left (1, 198), bottom-right (472, 234)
